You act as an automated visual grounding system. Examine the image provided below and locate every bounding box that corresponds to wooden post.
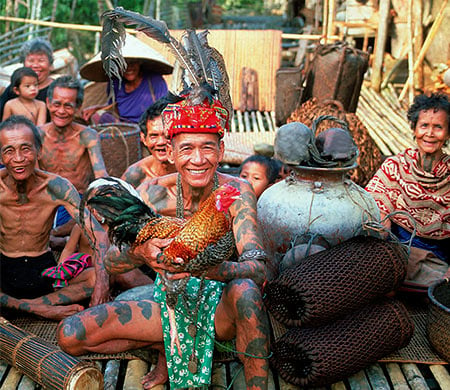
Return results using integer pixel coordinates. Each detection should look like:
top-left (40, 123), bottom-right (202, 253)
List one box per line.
top-left (371, 0), bottom-right (391, 92)
top-left (398, 0), bottom-right (448, 101)
top-left (407, 0), bottom-right (415, 104)
top-left (413, 0), bottom-right (423, 89)
top-left (327, 0), bottom-right (336, 40)
top-left (323, 0), bottom-right (329, 43)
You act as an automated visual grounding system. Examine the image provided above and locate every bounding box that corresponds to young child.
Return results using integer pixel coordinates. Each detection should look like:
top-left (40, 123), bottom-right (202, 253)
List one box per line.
top-left (239, 154), bottom-right (278, 198)
top-left (3, 67), bottom-right (47, 124)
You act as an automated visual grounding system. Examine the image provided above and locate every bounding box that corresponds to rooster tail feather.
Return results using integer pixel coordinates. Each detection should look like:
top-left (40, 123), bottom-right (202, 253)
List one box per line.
top-left (83, 177), bottom-right (159, 247)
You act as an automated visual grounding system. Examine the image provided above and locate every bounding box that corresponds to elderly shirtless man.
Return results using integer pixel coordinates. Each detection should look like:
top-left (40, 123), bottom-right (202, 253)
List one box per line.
top-left (0, 116), bottom-right (110, 319)
top-left (121, 96), bottom-right (176, 187)
top-left (38, 76), bottom-right (108, 240)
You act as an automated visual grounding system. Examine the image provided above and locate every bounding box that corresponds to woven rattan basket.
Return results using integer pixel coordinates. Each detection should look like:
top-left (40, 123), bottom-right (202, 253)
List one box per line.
top-left (93, 123), bottom-right (142, 177)
top-left (427, 279), bottom-right (450, 362)
top-left (270, 298), bottom-right (414, 387)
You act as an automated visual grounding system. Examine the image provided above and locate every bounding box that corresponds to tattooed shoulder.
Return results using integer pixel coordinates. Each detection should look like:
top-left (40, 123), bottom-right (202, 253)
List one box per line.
top-left (48, 175), bottom-right (80, 204)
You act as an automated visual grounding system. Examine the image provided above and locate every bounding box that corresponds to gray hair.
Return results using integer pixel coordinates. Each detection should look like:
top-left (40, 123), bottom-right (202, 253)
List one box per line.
top-left (0, 115), bottom-right (42, 152)
top-left (20, 37), bottom-right (54, 65)
top-left (47, 76), bottom-right (84, 108)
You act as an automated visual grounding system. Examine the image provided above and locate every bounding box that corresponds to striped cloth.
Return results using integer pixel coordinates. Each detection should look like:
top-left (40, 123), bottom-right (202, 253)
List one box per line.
top-left (41, 253), bottom-right (92, 288)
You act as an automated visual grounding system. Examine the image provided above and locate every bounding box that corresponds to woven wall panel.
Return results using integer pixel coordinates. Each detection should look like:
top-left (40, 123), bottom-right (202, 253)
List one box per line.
top-left (137, 30), bottom-right (282, 112)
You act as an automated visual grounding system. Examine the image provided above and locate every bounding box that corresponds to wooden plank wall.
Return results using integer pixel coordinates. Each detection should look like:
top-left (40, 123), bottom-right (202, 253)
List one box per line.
top-left (137, 30), bottom-right (282, 112)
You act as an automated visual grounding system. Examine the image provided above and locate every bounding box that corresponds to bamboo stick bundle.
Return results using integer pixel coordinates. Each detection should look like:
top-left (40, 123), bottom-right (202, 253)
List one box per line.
top-left (0, 317), bottom-right (103, 390)
top-left (364, 87), bottom-right (411, 135)
top-left (356, 102), bottom-right (398, 155)
top-left (357, 97), bottom-right (407, 153)
top-left (363, 88), bottom-right (414, 140)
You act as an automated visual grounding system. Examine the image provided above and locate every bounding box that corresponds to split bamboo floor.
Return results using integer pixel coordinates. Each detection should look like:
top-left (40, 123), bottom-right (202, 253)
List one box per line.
top-left (0, 357), bottom-right (449, 389)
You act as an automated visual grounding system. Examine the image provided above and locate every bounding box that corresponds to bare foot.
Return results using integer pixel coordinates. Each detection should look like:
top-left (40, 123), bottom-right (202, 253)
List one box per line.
top-left (31, 303), bottom-right (84, 320)
top-left (141, 352), bottom-right (168, 389)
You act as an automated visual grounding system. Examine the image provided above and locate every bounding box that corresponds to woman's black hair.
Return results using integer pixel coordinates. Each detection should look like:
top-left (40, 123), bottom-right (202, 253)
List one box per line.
top-left (407, 93), bottom-right (450, 131)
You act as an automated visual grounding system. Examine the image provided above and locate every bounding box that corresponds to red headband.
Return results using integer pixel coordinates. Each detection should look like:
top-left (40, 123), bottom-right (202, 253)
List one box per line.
top-left (162, 98), bottom-right (229, 139)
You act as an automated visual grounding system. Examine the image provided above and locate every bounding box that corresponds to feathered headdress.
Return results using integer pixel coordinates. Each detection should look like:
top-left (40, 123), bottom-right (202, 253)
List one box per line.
top-left (101, 7), bottom-right (232, 137)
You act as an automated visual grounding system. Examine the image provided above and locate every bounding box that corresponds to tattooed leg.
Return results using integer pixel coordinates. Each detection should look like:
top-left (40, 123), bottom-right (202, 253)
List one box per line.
top-left (24, 268), bottom-right (96, 306)
top-left (57, 299), bottom-right (163, 356)
top-left (215, 279), bottom-right (270, 390)
top-left (0, 292), bottom-right (84, 320)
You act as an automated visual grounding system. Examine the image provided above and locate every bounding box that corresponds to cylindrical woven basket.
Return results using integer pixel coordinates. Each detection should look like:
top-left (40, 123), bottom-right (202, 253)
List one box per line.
top-left (427, 279), bottom-right (450, 362)
top-left (93, 122), bottom-right (142, 177)
top-left (0, 317), bottom-right (103, 389)
top-left (270, 298), bottom-right (414, 387)
top-left (264, 235), bottom-right (408, 327)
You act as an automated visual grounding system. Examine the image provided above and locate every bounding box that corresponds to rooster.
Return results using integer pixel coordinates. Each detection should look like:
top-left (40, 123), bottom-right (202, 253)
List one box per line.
top-left (81, 177), bottom-right (240, 354)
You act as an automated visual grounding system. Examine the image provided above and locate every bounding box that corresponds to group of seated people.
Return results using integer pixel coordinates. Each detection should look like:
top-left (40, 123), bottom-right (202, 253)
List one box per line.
top-left (0, 37), bottom-right (449, 390)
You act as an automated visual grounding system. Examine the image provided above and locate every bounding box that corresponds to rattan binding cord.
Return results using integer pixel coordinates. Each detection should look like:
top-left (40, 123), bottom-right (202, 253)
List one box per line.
top-left (269, 298), bottom-right (414, 387)
top-left (264, 235), bottom-right (408, 327)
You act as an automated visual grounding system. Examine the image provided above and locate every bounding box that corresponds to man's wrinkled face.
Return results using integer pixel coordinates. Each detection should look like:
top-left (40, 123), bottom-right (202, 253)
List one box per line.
top-left (169, 132), bottom-right (224, 189)
top-left (47, 87), bottom-right (77, 128)
top-left (142, 117), bottom-right (171, 163)
top-left (0, 125), bottom-right (39, 182)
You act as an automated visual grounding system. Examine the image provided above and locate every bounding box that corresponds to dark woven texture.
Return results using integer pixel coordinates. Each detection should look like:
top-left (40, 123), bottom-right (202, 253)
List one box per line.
top-left (264, 236), bottom-right (408, 327)
top-left (94, 123), bottom-right (142, 177)
top-left (269, 298), bottom-right (414, 387)
top-left (427, 279), bottom-right (450, 362)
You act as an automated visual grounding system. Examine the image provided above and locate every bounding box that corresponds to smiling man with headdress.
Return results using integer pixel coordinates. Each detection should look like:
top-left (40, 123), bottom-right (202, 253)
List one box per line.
top-left (58, 9), bottom-right (269, 390)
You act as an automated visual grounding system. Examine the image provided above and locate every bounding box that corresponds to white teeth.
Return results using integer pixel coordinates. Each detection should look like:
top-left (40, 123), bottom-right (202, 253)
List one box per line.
top-left (189, 169), bottom-right (207, 174)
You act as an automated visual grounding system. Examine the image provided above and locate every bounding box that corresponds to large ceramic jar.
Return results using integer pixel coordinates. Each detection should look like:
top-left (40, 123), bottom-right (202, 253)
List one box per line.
top-left (257, 164), bottom-right (380, 279)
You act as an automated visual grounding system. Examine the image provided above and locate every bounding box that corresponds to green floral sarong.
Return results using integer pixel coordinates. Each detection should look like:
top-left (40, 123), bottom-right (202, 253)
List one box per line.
top-left (154, 275), bottom-right (225, 389)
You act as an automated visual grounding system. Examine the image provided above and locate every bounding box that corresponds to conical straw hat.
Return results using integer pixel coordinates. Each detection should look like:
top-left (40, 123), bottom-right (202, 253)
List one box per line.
top-left (80, 34), bottom-right (173, 82)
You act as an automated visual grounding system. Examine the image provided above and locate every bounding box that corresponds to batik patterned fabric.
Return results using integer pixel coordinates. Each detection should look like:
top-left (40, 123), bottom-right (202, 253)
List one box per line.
top-left (154, 275), bottom-right (225, 389)
top-left (41, 252), bottom-right (92, 288)
top-left (366, 148), bottom-right (450, 239)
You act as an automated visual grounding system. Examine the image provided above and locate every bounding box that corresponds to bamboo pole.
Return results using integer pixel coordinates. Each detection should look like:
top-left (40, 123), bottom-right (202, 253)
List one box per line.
top-left (0, 15), bottom-right (135, 34)
top-left (281, 33), bottom-right (340, 41)
top-left (398, 0), bottom-right (448, 101)
top-left (371, 0), bottom-right (391, 92)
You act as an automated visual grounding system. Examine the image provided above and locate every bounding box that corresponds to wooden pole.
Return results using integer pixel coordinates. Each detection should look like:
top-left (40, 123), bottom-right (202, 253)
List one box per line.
top-left (327, 0), bottom-right (336, 40)
top-left (323, 0), bottom-right (329, 43)
top-left (407, 0), bottom-right (415, 104)
top-left (398, 0), bottom-right (448, 101)
top-left (413, 0), bottom-right (423, 89)
top-left (371, 0), bottom-right (391, 92)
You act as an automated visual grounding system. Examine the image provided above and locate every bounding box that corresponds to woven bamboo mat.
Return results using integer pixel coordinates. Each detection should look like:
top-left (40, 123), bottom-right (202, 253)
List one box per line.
top-left (269, 303), bottom-right (447, 365)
